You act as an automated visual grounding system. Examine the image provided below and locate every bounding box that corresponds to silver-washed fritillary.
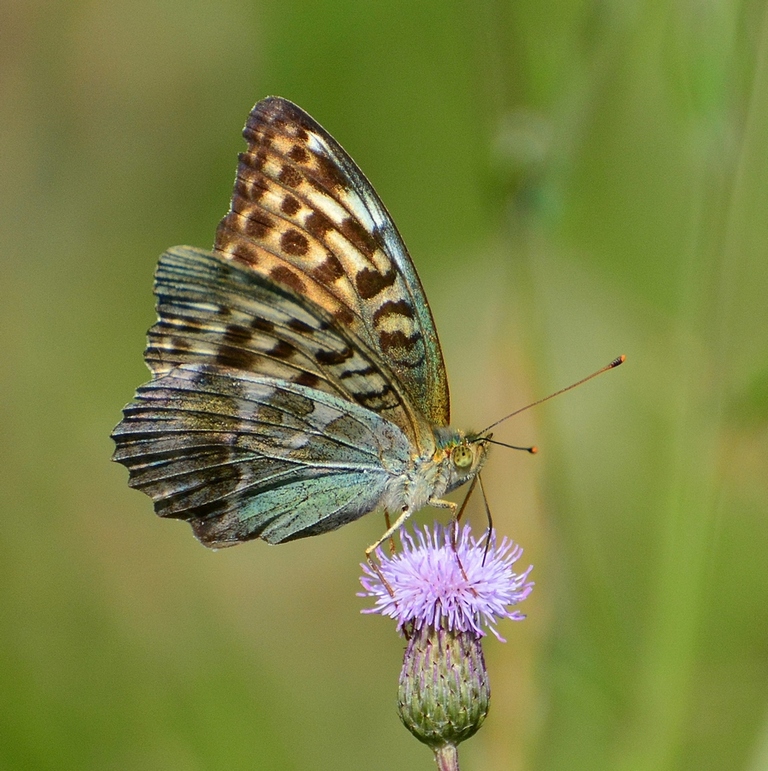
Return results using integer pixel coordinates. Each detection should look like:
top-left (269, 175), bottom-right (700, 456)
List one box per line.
top-left (112, 97), bottom-right (491, 555)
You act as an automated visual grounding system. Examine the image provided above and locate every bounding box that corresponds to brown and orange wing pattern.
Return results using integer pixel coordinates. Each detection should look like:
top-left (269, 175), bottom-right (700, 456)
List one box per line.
top-left (214, 97), bottom-right (450, 430)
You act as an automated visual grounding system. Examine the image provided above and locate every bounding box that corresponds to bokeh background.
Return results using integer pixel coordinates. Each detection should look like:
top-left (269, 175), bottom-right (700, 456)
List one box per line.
top-left (2, 1), bottom-right (767, 769)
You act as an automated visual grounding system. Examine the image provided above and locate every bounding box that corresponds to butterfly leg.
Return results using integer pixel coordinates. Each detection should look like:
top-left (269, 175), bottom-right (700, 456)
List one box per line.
top-left (365, 506), bottom-right (416, 596)
top-left (427, 496), bottom-right (457, 536)
top-left (383, 511), bottom-right (397, 555)
top-left (477, 473), bottom-right (494, 564)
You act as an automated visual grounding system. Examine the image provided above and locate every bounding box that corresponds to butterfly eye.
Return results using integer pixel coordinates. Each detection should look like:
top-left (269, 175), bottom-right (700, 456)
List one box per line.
top-left (452, 444), bottom-right (473, 469)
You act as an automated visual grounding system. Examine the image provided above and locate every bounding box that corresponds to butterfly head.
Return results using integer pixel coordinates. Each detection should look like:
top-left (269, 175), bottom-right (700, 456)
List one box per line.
top-left (440, 431), bottom-right (490, 494)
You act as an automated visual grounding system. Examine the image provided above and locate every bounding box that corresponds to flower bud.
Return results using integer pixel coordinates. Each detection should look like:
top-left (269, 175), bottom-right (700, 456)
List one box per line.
top-left (397, 624), bottom-right (490, 750)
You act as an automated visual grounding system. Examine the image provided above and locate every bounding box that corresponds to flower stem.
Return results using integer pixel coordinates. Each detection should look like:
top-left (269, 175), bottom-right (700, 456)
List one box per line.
top-left (433, 744), bottom-right (460, 771)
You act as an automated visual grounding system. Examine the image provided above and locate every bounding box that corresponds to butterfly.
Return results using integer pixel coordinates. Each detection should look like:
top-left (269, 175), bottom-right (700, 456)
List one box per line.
top-left (111, 96), bottom-right (491, 557)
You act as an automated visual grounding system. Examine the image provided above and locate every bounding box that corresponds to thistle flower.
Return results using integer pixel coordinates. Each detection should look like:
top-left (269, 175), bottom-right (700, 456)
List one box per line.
top-left (359, 524), bottom-right (533, 769)
top-left (360, 523), bottom-right (533, 640)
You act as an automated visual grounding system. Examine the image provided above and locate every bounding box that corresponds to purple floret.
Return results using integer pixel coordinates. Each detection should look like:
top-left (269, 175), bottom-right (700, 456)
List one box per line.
top-left (359, 524), bottom-right (534, 641)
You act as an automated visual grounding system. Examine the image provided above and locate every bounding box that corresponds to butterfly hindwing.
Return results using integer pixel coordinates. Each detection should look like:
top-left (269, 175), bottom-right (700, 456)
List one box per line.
top-left (214, 96), bottom-right (450, 428)
top-left (112, 364), bottom-right (411, 546)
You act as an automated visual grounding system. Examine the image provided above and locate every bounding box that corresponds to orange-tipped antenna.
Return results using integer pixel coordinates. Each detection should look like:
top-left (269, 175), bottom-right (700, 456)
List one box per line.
top-left (481, 438), bottom-right (538, 454)
top-left (478, 355), bottom-right (626, 435)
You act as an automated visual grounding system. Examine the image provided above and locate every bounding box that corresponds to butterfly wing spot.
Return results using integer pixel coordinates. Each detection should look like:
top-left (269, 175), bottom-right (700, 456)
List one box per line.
top-left (221, 324), bottom-right (254, 344)
top-left (378, 329), bottom-right (421, 359)
top-left (214, 344), bottom-right (258, 370)
top-left (355, 267), bottom-right (397, 300)
top-left (170, 336), bottom-right (191, 352)
top-left (304, 210), bottom-right (334, 239)
top-left (312, 153), bottom-right (349, 194)
top-left (314, 346), bottom-right (354, 366)
top-left (287, 145), bottom-right (309, 164)
top-left (273, 389), bottom-right (316, 419)
top-left (280, 229), bottom-right (309, 256)
top-left (338, 364), bottom-right (375, 380)
top-left (266, 339), bottom-right (294, 359)
top-left (241, 149), bottom-right (268, 174)
top-left (249, 316), bottom-right (275, 333)
top-left (309, 254), bottom-right (344, 285)
top-left (215, 231), bottom-right (262, 267)
top-left (372, 299), bottom-right (415, 324)
top-left (280, 195), bottom-right (301, 216)
top-left (278, 164), bottom-right (302, 188)
top-left (338, 217), bottom-right (378, 259)
top-left (269, 265), bottom-right (307, 294)
top-left (293, 371), bottom-right (321, 388)
top-left (237, 178), bottom-right (267, 205)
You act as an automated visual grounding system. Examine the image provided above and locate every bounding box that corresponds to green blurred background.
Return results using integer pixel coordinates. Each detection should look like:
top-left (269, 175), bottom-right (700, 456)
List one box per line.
top-left (2, 1), bottom-right (767, 769)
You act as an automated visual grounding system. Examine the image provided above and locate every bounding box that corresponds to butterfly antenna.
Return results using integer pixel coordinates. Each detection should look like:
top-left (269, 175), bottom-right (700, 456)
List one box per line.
top-left (478, 355), bottom-right (626, 435)
top-left (483, 438), bottom-right (538, 453)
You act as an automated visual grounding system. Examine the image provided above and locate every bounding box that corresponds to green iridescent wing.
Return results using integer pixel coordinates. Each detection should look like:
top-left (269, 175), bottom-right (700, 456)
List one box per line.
top-left (112, 364), bottom-right (410, 547)
top-left (215, 96), bottom-right (450, 429)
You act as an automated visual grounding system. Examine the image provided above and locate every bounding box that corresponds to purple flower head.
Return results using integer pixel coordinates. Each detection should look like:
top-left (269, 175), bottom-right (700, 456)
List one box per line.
top-left (359, 523), bottom-right (534, 642)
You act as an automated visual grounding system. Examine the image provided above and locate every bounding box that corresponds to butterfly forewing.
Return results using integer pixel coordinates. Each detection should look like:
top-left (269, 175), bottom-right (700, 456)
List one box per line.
top-left (214, 96), bottom-right (450, 428)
